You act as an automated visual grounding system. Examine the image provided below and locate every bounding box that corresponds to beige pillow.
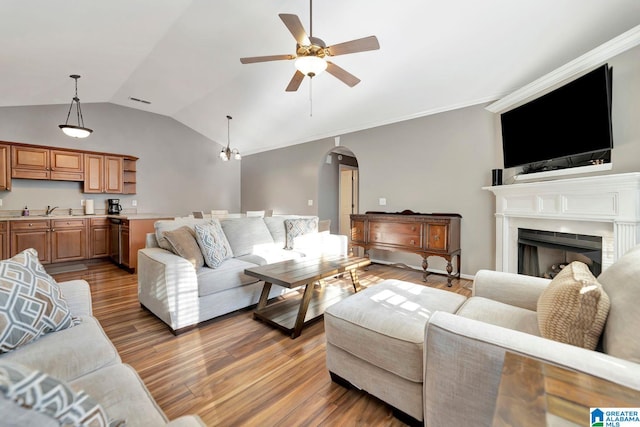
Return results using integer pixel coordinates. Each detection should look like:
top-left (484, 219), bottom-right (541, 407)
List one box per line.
top-left (163, 226), bottom-right (204, 269)
top-left (537, 261), bottom-right (610, 350)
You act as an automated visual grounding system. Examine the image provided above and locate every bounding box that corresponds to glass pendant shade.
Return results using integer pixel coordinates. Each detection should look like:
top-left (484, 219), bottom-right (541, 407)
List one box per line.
top-left (295, 56), bottom-right (327, 76)
top-left (59, 124), bottom-right (92, 138)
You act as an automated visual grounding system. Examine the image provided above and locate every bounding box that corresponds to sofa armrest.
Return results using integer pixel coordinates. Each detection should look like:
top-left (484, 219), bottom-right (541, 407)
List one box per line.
top-left (58, 280), bottom-right (93, 317)
top-left (293, 232), bottom-right (348, 257)
top-left (423, 311), bottom-right (640, 427)
top-left (137, 248), bottom-right (200, 332)
top-left (472, 269), bottom-right (551, 311)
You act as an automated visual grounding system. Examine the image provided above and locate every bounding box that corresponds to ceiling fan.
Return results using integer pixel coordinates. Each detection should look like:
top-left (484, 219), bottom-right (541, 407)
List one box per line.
top-left (240, 0), bottom-right (380, 92)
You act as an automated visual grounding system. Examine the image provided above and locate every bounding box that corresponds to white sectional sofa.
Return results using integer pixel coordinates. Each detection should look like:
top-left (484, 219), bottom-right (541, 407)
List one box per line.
top-left (0, 249), bottom-right (203, 426)
top-left (326, 245), bottom-right (640, 426)
top-left (138, 216), bottom-right (347, 334)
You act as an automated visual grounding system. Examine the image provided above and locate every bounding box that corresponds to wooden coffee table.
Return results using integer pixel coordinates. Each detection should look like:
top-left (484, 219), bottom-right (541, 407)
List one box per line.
top-left (245, 255), bottom-right (371, 338)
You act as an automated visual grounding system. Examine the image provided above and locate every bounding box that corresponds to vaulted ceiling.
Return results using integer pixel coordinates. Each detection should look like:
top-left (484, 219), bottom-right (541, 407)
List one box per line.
top-left (2, 1), bottom-right (639, 155)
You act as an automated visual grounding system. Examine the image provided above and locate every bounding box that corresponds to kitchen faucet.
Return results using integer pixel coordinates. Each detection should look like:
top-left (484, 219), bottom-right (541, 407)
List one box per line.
top-left (45, 205), bottom-right (59, 216)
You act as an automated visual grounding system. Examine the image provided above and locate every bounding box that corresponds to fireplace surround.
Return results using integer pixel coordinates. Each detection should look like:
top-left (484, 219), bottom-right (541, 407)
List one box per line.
top-left (485, 173), bottom-right (640, 273)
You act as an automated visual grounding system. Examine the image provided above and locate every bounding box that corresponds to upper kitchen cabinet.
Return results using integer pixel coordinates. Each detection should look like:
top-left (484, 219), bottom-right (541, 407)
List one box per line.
top-left (84, 154), bottom-right (124, 194)
top-left (11, 145), bottom-right (50, 180)
top-left (0, 144), bottom-right (11, 191)
top-left (3, 141), bottom-right (137, 194)
top-left (11, 146), bottom-right (84, 181)
top-left (50, 150), bottom-right (84, 181)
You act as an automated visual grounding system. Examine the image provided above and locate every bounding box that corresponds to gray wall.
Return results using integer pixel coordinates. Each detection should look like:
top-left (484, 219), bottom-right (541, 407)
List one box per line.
top-left (240, 44), bottom-right (640, 276)
top-left (0, 103), bottom-right (240, 216)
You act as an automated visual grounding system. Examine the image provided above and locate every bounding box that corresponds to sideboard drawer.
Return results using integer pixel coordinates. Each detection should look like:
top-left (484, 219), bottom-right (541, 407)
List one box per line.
top-left (369, 221), bottom-right (422, 248)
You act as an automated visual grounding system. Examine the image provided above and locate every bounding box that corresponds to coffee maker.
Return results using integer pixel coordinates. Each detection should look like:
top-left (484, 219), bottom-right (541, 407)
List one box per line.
top-left (107, 199), bottom-right (122, 215)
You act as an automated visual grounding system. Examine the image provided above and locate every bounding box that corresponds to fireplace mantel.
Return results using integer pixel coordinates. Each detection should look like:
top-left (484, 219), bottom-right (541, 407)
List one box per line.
top-left (484, 173), bottom-right (640, 273)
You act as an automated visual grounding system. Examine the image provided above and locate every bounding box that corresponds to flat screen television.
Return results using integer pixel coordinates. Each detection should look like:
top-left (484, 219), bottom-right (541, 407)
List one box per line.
top-left (500, 64), bottom-right (613, 170)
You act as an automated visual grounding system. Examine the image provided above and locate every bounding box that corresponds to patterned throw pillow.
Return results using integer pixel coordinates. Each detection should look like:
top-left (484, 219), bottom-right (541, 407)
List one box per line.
top-left (0, 249), bottom-right (76, 353)
top-left (537, 261), bottom-right (610, 350)
top-left (194, 220), bottom-right (234, 268)
top-left (163, 226), bottom-right (205, 269)
top-left (0, 362), bottom-right (122, 426)
top-left (284, 217), bottom-right (319, 250)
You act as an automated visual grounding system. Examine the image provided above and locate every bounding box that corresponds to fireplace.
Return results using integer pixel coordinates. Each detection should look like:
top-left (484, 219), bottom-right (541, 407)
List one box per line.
top-left (517, 228), bottom-right (602, 277)
top-left (485, 173), bottom-right (640, 274)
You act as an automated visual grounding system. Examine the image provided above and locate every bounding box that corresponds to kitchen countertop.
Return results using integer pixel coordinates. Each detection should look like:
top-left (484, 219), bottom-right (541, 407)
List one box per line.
top-left (0, 213), bottom-right (175, 221)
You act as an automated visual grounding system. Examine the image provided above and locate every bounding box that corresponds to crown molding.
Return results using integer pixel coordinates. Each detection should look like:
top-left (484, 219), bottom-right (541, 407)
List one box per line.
top-left (486, 24), bottom-right (640, 113)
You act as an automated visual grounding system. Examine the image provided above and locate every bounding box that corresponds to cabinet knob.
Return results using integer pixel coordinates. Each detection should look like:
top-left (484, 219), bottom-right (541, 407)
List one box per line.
top-left (410, 240), bottom-right (415, 245)
top-left (51, 228), bottom-right (55, 232)
top-left (28, 223), bottom-right (32, 227)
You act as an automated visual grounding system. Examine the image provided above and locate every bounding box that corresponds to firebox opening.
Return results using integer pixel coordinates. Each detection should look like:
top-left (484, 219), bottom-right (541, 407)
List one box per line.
top-left (517, 228), bottom-right (602, 278)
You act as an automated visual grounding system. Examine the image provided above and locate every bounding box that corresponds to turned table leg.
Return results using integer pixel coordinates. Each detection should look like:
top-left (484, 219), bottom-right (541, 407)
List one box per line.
top-left (422, 257), bottom-right (429, 282)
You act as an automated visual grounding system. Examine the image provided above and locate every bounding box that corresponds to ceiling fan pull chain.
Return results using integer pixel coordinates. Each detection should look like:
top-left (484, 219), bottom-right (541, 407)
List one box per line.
top-left (309, 78), bottom-right (313, 117)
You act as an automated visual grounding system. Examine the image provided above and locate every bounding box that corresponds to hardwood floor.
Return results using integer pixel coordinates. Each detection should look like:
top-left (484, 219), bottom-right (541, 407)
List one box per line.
top-left (51, 260), bottom-right (472, 426)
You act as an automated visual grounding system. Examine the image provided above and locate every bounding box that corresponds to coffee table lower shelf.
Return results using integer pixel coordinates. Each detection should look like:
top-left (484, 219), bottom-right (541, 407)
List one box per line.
top-left (253, 285), bottom-right (352, 338)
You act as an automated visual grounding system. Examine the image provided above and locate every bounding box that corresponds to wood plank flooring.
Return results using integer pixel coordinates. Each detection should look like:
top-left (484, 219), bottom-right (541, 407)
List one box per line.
top-left (51, 260), bottom-right (472, 427)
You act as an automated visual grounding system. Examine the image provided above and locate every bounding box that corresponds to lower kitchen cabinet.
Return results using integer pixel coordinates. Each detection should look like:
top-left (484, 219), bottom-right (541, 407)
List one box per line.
top-left (50, 219), bottom-right (87, 263)
top-left (110, 218), bottom-right (168, 272)
top-left (10, 220), bottom-right (51, 264)
top-left (0, 221), bottom-right (8, 260)
top-left (89, 217), bottom-right (110, 258)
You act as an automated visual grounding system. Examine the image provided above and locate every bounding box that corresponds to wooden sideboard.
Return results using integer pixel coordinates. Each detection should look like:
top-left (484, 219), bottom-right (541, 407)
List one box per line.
top-left (350, 211), bottom-right (461, 286)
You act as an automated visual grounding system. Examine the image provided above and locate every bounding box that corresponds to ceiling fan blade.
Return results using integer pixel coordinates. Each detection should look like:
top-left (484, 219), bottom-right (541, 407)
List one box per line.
top-left (326, 61), bottom-right (361, 87)
top-left (240, 54), bottom-right (295, 64)
top-left (326, 35), bottom-right (380, 56)
top-left (279, 14), bottom-right (310, 46)
top-left (285, 70), bottom-right (305, 92)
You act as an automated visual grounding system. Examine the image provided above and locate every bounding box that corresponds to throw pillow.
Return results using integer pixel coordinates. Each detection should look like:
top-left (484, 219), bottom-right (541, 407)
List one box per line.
top-left (284, 217), bottom-right (319, 250)
top-left (0, 362), bottom-right (122, 427)
top-left (537, 261), bottom-right (610, 350)
top-left (163, 226), bottom-right (205, 269)
top-left (194, 220), bottom-right (234, 269)
top-left (0, 248), bottom-right (76, 353)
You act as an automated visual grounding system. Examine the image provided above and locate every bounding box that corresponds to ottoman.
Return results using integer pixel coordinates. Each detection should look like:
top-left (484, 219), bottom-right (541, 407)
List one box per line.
top-left (324, 279), bottom-right (467, 424)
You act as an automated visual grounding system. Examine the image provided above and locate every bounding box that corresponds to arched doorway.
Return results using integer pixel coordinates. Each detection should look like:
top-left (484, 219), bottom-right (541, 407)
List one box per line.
top-left (318, 147), bottom-right (359, 237)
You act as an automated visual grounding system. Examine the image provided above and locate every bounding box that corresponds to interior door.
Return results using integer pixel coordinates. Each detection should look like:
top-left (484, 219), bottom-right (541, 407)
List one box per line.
top-left (339, 167), bottom-right (358, 237)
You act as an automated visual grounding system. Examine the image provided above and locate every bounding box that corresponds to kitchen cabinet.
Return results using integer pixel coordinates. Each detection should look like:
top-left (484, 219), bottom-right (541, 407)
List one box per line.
top-left (89, 217), bottom-right (110, 258)
top-left (50, 150), bottom-right (84, 181)
top-left (9, 218), bottom-right (89, 264)
top-left (11, 146), bottom-right (84, 182)
top-left (50, 218), bottom-right (87, 263)
top-left (0, 144), bottom-right (11, 191)
top-left (11, 146), bottom-right (49, 180)
top-left (123, 158), bottom-right (137, 194)
top-left (84, 154), bottom-right (124, 194)
top-left (0, 221), bottom-right (8, 259)
top-left (10, 220), bottom-right (51, 264)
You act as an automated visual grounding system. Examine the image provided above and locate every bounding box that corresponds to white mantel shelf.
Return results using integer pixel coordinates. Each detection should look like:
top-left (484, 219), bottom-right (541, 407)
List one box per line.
top-left (484, 172), bottom-right (640, 273)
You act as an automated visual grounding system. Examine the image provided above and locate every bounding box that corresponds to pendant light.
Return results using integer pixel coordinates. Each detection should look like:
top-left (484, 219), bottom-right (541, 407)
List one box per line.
top-left (59, 74), bottom-right (93, 138)
top-left (220, 115), bottom-right (241, 161)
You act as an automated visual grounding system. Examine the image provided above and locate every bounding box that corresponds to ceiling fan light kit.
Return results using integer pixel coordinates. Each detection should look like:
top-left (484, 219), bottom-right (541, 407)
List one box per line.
top-left (220, 115), bottom-right (241, 161)
top-left (59, 74), bottom-right (93, 138)
top-left (240, 0), bottom-right (379, 92)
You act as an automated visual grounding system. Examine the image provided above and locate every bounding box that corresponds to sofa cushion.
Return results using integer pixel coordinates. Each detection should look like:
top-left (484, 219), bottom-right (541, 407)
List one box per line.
top-left (163, 226), bottom-right (205, 269)
top-left (456, 297), bottom-right (540, 336)
top-left (69, 364), bottom-right (168, 427)
top-left (325, 279), bottom-right (467, 383)
top-left (263, 216), bottom-right (303, 246)
top-left (220, 217), bottom-right (275, 257)
top-left (154, 218), bottom-right (210, 251)
top-left (0, 361), bottom-right (117, 427)
top-left (0, 315), bottom-right (120, 382)
top-left (197, 258), bottom-right (260, 297)
top-left (537, 261), bottom-right (610, 350)
top-left (284, 217), bottom-right (318, 249)
top-left (0, 249), bottom-right (76, 353)
top-left (194, 220), bottom-right (233, 269)
top-left (597, 245), bottom-right (640, 363)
